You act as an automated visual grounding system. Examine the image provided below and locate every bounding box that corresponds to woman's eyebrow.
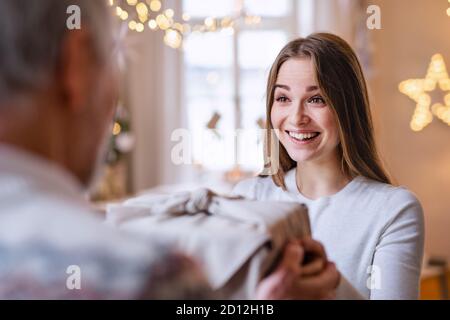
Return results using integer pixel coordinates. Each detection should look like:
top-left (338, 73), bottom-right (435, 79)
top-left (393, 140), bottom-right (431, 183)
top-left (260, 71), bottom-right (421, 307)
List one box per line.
top-left (274, 84), bottom-right (290, 91)
top-left (274, 84), bottom-right (319, 92)
top-left (306, 85), bottom-right (319, 92)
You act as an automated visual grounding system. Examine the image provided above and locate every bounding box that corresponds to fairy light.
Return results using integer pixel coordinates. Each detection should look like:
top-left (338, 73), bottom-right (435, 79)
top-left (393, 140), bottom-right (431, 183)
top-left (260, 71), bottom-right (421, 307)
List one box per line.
top-left (182, 13), bottom-right (191, 21)
top-left (164, 29), bottom-right (182, 49)
top-left (128, 20), bottom-right (137, 30)
top-left (119, 10), bottom-right (128, 20)
top-left (110, 0), bottom-right (262, 49)
top-left (399, 54), bottom-right (450, 131)
top-left (113, 122), bottom-right (122, 136)
top-left (136, 2), bottom-right (148, 17)
top-left (135, 22), bottom-right (145, 32)
top-left (165, 9), bottom-right (174, 19)
top-left (156, 14), bottom-right (170, 30)
top-left (173, 22), bottom-right (184, 33)
top-left (149, 0), bottom-right (161, 12)
top-left (148, 19), bottom-right (157, 30)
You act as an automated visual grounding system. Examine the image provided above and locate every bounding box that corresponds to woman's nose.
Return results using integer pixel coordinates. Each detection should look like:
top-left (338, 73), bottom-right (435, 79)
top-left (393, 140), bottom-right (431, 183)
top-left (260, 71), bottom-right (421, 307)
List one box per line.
top-left (288, 102), bottom-right (310, 126)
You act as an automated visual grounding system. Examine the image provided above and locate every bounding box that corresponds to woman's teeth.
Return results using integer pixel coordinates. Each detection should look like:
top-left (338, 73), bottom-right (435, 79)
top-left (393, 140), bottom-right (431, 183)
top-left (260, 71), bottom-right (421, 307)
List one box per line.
top-left (288, 131), bottom-right (320, 141)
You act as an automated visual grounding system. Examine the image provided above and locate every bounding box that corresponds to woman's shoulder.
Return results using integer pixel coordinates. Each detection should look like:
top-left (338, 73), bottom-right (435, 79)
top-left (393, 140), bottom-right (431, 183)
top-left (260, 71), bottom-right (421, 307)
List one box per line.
top-left (357, 176), bottom-right (420, 204)
top-left (231, 175), bottom-right (279, 200)
top-left (356, 176), bottom-right (424, 221)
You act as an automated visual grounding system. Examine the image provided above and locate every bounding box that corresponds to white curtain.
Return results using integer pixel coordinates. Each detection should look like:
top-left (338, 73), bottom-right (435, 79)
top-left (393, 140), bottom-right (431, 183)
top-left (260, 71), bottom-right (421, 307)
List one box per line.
top-left (122, 0), bottom-right (183, 193)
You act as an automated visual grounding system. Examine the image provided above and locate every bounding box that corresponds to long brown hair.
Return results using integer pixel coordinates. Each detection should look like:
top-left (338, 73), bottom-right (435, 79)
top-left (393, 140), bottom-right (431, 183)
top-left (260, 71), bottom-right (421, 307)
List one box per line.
top-left (263, 33), bottom-right (391, 189)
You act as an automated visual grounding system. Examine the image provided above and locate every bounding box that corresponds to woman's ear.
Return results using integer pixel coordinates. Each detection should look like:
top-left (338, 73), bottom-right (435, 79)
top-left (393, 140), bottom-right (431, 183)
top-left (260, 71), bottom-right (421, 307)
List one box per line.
top-left (56, 29), bottom-right (95, 114)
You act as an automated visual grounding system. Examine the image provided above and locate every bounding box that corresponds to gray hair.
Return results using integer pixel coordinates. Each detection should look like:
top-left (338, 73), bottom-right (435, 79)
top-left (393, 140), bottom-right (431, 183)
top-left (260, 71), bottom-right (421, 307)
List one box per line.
top-left (0, 0), bottom-right (114, 104)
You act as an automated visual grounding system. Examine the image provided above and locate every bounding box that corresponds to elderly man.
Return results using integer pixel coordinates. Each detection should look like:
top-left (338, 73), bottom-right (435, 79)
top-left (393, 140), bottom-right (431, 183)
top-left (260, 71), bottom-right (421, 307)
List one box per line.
top-left (0, 0), bottom-right (339, 300)
top-left (0, 0), bottom-right (213, 299)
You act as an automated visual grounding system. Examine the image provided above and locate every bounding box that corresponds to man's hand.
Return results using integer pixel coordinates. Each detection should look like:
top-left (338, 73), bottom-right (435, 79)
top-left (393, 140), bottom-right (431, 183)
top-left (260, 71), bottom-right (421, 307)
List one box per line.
top-left (255, 239), bottom-right (340, 300)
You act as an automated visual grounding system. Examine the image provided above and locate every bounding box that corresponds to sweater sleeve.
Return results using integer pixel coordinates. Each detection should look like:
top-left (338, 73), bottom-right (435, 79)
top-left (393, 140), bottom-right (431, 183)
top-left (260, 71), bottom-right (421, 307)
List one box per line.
top-left (336, 275), bottom-right (366, 299)
top-left (368, 188), bottom-right (425, 299)
top-left (230, 178), bottom-right (259, 199)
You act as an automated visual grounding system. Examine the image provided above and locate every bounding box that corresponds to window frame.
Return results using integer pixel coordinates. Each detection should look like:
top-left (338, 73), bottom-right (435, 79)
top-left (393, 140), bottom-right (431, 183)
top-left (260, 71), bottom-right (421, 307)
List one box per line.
top-left (180, 0), bottom-right (299, 173)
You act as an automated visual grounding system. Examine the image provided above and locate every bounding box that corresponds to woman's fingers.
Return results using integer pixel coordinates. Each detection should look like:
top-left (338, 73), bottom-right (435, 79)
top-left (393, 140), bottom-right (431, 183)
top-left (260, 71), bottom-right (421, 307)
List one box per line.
top-left (322, 290), bottom-right (337, 300)
top-left (256, 242), bottom-right (304, 299)
top-left (256, 241), bottom-right (340, 300)
top-left (292, 262), bottom-right (340, 299)
top-left (296, 237), bottom-right (327, 276)
top-left (279, 241), bottom-right (304, 274)
top-left (301, 257), bottom-right (325, 276)
top-left (301, 237), bottom-right (328, 262)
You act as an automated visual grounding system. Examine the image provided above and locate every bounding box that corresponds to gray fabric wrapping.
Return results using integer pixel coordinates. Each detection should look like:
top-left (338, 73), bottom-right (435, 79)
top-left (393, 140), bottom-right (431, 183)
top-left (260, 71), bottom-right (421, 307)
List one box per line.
top-left (106, 188), bottom-right (311, 299)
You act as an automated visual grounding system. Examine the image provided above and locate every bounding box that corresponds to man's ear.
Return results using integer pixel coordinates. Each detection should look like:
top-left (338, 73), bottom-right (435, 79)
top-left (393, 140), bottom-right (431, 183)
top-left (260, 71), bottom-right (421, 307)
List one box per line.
top-left (56, 29), bottom-right (95, 113)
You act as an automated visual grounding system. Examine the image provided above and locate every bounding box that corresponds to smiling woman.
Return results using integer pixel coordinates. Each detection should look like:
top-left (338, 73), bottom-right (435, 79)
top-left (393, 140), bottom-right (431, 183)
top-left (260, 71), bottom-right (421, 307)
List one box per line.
top-left (265, 34), bottom-right (391, 190)
top-left (232, 33), bottom-right (425, 300)
top-left (271, 58), bottom-right (340, 163)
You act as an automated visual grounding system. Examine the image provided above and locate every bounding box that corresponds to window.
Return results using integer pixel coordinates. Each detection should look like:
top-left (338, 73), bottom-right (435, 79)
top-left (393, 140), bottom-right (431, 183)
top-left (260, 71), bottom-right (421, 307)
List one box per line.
top-left (182, 0), bottom-right (295, 173)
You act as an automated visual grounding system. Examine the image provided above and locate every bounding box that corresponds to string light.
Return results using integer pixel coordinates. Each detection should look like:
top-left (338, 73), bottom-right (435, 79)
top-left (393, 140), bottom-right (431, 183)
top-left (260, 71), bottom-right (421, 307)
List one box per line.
top-left (148, 0), bottom-right (161, 12)
top-left (113, 122), bottom-right (122, 136)
top-left (399, 54), bottom-right (450, 131)
top-left (164, 9), bottom-right (174, 19)
top-left (128, 20), bottom-right (137, 30)
top-left (164, 29), bottom-right (182, 49)
top-left (182, 13), bottom-right (191, 21)
top-left (148, 19), bottom-right (157, 30)
top-left (135, 22), bottom-right (145, 32)
top-left (108, 0), bottom-right (262, 49)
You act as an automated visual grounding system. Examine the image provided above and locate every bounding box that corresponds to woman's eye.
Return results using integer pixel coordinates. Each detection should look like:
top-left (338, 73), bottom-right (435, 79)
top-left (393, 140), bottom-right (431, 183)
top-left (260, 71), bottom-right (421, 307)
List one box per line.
top-left (308, 96), bottom-right (325, 105)
top-left (276, 96), bottom-right (289, 103)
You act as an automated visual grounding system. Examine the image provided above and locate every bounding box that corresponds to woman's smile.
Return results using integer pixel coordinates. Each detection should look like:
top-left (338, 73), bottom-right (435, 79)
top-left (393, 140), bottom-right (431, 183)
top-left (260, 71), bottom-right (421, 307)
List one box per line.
top-left (285, 130), bottom-right (321, 145)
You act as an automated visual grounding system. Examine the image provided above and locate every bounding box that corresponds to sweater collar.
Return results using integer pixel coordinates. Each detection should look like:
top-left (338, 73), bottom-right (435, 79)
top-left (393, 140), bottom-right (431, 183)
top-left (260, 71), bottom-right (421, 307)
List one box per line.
top-left (284, 167), bottom-right (364, 203)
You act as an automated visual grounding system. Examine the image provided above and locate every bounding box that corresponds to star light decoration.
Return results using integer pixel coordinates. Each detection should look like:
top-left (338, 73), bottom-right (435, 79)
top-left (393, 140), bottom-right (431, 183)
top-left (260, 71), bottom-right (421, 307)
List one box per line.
top-left (108, 0), bottom-right (261, 49)
top-left (398, 54), bottom-right (450, 132)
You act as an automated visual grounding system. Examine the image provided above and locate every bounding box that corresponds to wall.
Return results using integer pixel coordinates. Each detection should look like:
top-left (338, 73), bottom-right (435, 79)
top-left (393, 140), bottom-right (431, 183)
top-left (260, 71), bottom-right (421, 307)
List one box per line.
top-left (370, 0), bottom-right (450, 259)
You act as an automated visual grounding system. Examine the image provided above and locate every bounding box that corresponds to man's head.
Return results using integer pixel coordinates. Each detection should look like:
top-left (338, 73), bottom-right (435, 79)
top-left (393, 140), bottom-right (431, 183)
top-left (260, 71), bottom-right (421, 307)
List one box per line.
top-left (0, 0), bottom-right (120, 187)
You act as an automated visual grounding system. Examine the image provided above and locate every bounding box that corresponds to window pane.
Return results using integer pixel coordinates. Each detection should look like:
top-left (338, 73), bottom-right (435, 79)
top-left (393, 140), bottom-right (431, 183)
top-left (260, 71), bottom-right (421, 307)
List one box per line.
top-left (187, 99), bottom-right (235, 170)
top-left (184, 32), bottom-right (233, 68)
top-left (184, 31), bottom-right (235, 170)
top-left (238, 30), bottom-right (287, 69)
top-left (239, 30), bottom-right (287, 129)
top-left (183, 0), bottom-right (234, 18)
top-left (237, 127), bottom-right (264, 172)
top-left (244, 0), bottom-right (291, 17)
top-left (186, 68), bottom-right (233, 98)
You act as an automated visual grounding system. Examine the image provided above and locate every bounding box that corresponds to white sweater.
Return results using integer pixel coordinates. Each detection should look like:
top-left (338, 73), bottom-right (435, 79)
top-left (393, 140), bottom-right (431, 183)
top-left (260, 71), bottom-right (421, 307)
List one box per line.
top-left (232, 168), bottom-right (425, 299)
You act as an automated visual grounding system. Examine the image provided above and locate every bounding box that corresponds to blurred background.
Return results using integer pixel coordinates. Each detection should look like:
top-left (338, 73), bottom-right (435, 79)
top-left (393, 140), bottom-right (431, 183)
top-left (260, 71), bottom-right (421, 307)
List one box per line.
top-left (94, 0), bottom-right (450, 299)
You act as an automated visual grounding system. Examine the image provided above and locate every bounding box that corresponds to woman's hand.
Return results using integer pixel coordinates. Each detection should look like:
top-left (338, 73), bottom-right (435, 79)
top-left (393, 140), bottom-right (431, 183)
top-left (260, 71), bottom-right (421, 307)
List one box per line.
top-left (300, 237), bottom-right (328, 276)
top-left (255, 239), bottom-right (340, 300)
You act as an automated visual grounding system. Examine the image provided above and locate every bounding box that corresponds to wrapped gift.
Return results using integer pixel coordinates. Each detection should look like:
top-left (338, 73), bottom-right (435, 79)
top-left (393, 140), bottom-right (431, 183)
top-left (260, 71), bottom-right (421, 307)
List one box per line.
top-left (106, 188), bottom-right (311, 299)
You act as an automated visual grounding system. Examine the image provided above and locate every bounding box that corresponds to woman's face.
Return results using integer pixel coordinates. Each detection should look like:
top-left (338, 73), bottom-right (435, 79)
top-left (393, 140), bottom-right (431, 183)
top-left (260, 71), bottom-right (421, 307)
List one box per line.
top-left (270, 58), bottom-right (340, 164)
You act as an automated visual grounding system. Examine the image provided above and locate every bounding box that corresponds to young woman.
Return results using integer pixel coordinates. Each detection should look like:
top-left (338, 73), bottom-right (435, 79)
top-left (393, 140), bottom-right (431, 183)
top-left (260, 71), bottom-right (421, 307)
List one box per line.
top-left (234, 33), bottom-right (424, 299)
